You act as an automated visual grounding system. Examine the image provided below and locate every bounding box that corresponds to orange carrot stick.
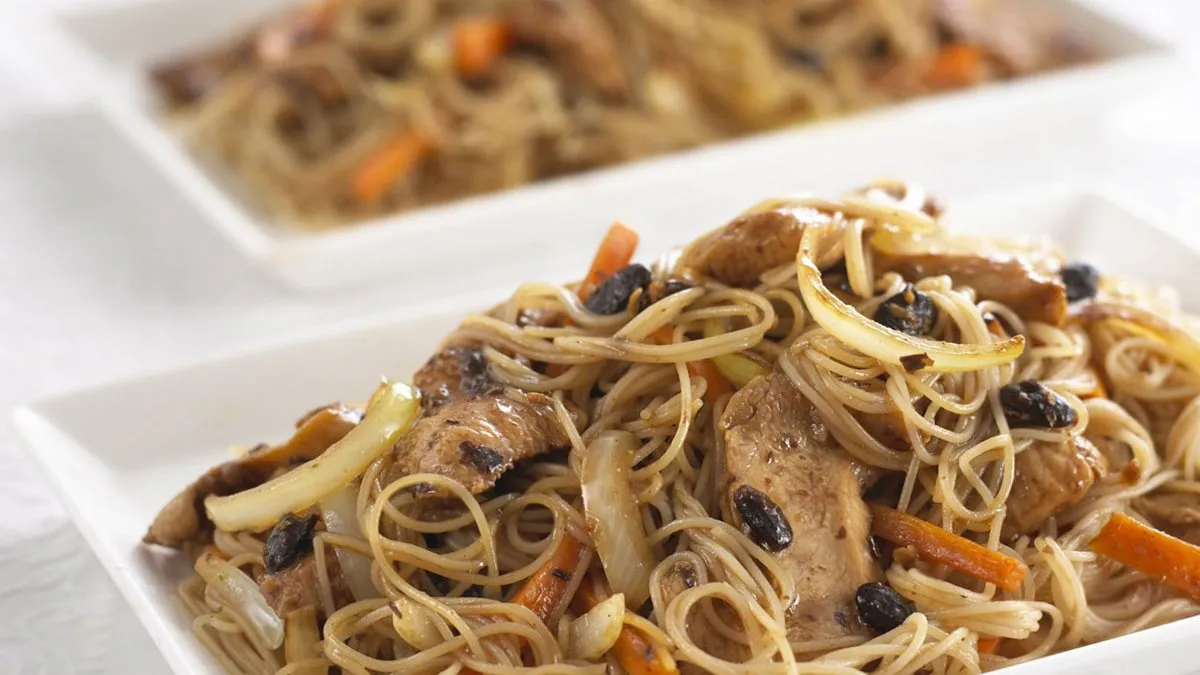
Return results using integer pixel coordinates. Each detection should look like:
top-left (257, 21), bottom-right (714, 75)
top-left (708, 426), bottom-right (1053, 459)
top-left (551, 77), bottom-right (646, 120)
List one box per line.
top-left (647, 326), bottom-right (733, 406)
top-left (977, 636), bottom-right (1002, 654)
top-left (580, 223), bottom-right (639, 300)
top-left (352, 130), bottom-right (432, 205)
top-left (509, 532), bottom-right (589, 622)
top-left (452, 17), bottom-right (511, 80)
top-left (924, 44), bottom-right (984, 89)
top-left (869, 504), bottom-right (1026, 592)
top-left (1090, 512), bottom-right (1200, 601)
top-left (573, 575), bottom-right (678, 675)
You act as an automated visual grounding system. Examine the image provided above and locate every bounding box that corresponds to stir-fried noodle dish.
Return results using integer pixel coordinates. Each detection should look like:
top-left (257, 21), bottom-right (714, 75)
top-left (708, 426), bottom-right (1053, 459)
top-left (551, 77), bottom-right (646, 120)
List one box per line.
top-left (145, 182), bottom-right (1200, 675)
top-left (151, 1), bottom-right (1085, 226)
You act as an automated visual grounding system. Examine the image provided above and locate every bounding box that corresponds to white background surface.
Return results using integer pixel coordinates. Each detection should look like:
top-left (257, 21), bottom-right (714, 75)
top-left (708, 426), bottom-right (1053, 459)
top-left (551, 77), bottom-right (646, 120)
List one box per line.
top-left (2, 1), bottom-right (1200, 672)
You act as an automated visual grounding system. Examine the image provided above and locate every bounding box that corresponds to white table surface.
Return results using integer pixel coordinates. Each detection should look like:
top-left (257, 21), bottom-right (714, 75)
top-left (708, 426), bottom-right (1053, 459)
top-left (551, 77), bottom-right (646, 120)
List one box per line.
top-left (2, 0), bottom-right (1200, 672)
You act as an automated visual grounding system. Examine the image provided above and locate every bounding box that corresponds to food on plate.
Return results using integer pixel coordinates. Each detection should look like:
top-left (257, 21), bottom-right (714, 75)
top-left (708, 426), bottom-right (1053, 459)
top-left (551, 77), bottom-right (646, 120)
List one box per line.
top-left (150, 0), bottom-right (1086, 227)
top-left (146, 180), bottom-right (1200, 674)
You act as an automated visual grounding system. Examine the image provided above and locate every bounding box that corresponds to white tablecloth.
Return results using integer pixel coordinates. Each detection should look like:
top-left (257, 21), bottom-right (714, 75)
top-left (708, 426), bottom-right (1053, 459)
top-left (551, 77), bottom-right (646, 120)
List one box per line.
top-left (2, 1), bottom-right (1200, 672)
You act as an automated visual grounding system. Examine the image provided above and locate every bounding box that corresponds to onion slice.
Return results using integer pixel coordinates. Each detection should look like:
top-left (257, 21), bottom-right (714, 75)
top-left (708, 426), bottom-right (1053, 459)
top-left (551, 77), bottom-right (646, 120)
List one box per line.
top-left (284, 605), bottom-right (320, 663)
top-left (1077, 300), bottom-right (1200, 376)
top-left (391, 595), bottom-right (442, 650)
top-left (207, 382), bottom-right (420, 532)
top-left (580, 431), bottom-right (658, 609)
top-left (320, 486), bottom-right (378, 601)
top-left (567, 592), bottom-right (625, 660)
top-left (796, 225), bottom-right (1025, 372)
top-left (195, 553), bottom-right (284, 649)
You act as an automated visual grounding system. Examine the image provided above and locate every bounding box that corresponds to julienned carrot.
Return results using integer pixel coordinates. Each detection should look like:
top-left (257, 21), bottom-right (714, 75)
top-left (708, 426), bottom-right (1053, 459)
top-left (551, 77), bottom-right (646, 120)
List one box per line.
top-left (572, 575), bottom-right (679, 675)
top-left (924, 44), bottom-right (984, 89)
top-left (352, 130), bottom-right (432, 205)
top-left (1090, 512), bottom-right (1200, 601)
top-left (977, 636), bottom-right (1002, 655)
top-left (647, 326), bottom-right (733, 406)
top-left (452, 17), bottom-right (511, 79)
top-left (869, 504), bottom-right (1026, 592)
top-left (509, 532), bottom-right (590, 622)
top-left (580, 223), bottom-right (639, 300)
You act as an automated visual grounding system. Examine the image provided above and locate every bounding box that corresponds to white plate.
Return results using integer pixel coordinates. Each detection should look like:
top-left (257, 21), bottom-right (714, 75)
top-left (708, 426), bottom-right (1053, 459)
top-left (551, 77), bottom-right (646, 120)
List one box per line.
top-left (30, 0), bottom-right (1170, 290)
top-left (13, 186), bottom-right (1200, 675)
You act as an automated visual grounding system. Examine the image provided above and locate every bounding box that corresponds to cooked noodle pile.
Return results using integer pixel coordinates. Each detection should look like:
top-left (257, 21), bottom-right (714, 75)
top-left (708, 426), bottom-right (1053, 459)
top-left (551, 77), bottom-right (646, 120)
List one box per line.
top-left (149, 181), bottom-right (1200, 675)
top-left (151, 0), bottom-right (1083, 227)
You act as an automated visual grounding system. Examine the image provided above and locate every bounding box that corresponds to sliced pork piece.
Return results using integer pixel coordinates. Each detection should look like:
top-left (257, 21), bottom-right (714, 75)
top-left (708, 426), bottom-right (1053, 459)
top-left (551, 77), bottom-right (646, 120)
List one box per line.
top-left (1003, 436), bottom-right (1107, 538)
top-left (260, 552), bottom-right (354, 616)
top-left (720, 371), bottom-right (881, 643)
top-left (143, 405), bottom-right (360, 547)
top-left (874, 232), bottom-right (1068, 325)
top-left (393, 391), bottom-right (575, 495)
top-left (1134, 492), bottom-right (1200, 546)
top-left (679, 208), bottom-right (832, 287)
top-left (505, 0), bottom-right (628, 99)
top-left (392, 342), bottom-right (579, 497)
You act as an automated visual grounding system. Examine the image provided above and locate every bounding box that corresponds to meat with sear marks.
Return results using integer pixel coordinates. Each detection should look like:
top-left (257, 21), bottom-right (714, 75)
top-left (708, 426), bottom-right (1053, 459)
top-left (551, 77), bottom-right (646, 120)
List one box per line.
top-left (1003, 436), bottom-right (1107, 538)
top-left (678, 207), bottom-right (833, 287)
top-left (259, 546), bottom-right (353, 616)
top-left (144, 404), bottom-right (361, 548)
top-left (873, 233), bottom-right (1068, 326)
top-left (720, 370), bottom-right (882, 644)
top-left (392, 341), bottom-right (580, 497)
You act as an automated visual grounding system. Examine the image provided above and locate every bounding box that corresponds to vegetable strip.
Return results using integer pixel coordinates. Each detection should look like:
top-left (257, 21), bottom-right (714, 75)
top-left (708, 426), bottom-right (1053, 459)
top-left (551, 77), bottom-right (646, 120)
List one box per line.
top-left (452, 17), bottom-right (511, 79)
top-left (869, 504), bottom-right (1026, 592)
top-left (1089, 512), bottom-right (1200, 601)
top-left (581, 224), bottom-right (639, 300)
top-left (509, 531), bottom-right (590, 622)
top-left (573, 576), bottom-right (679, 675)
top-left (352, 130), bottom-right (432, 205)
top-left (924, 44), bottom-right (984, 89)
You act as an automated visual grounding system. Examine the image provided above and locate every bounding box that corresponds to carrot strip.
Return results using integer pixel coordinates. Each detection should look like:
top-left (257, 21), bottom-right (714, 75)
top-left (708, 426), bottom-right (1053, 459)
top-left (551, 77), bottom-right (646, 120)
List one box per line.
top-left (352, 130), bottom-right (432, 205)
top-left (923, 44), bottom-right (984, 89)
top-left (573, 575), bottom-right (678, 675)
top-left (1090, 512), bottom-right (1200, 601)
top-left (452, 17), bottom-right (511, 80)
top-left (869, 504), bottom-right (1026, 592)
top-left (646, 326), bottom-right (733, 406)
top-left (977, 636), bottom-right (1002, 654)
top-left (509, 532), bottom-right (589, 622)
top-left (580, 223), bottom-right (639, 300)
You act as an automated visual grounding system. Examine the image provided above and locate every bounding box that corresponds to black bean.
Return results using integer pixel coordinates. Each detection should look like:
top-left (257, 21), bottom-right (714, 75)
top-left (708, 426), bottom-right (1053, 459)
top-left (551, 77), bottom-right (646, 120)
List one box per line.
top-left (1000, 380), bottom-right (1077, 429)
top-left (264, 513), bottom-right (319, 574)
top-left (1061, 262), bottom-right (1100, 303)
top-left (584, 264), bottom-right (652, 315)
top-left (855, 582), bottom-right (916, 635)
top-left (873, 285), bottom-right (938, 337)
top-left (733, 485), bottom-right (793, 552)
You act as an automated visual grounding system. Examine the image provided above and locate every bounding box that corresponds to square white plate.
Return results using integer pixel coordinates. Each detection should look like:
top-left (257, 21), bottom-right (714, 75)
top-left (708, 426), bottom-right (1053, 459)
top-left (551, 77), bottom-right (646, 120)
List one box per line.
top-left (13, 186), bottom-right (1200, 675)
top-left (30, 0), bottom-right (1170, 290)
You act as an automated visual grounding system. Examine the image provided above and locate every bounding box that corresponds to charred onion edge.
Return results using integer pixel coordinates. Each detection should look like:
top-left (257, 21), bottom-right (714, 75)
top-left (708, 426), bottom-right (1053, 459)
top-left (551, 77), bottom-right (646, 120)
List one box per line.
top-left (796, 225), bottom-right (1025, 373)
top-left (206, 382), bottom-right (421, 532)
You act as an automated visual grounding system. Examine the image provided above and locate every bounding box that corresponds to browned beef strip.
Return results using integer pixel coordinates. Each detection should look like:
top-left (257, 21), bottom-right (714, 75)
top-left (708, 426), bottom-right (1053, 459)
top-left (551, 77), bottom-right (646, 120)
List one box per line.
top-left (1003, 435), bottom-right (1107, 538)
top-left (720, 371), bottom-right (882, 644)
top-left (144, 405), bottom-right (360, 547)
top-left (679, 209), bottom-right (812, 287)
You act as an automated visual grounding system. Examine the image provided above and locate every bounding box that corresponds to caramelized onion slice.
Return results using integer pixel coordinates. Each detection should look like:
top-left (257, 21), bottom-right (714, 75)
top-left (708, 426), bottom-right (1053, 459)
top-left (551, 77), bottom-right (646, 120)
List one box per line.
top-left (207, 382), bottom-right (420, 532)
top-left (581, 431), bottom-right (658, 609)
top-left (796, 225), bottom-right (1025, 373)
top-left (1078, 301), bottom-right (1200, 376)
top-left (568, 592), bottom-right (625, 660)
top-left (195, 553), bottom-right (284, 649)
top-left (320, 485), bottom-right (378, 601)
